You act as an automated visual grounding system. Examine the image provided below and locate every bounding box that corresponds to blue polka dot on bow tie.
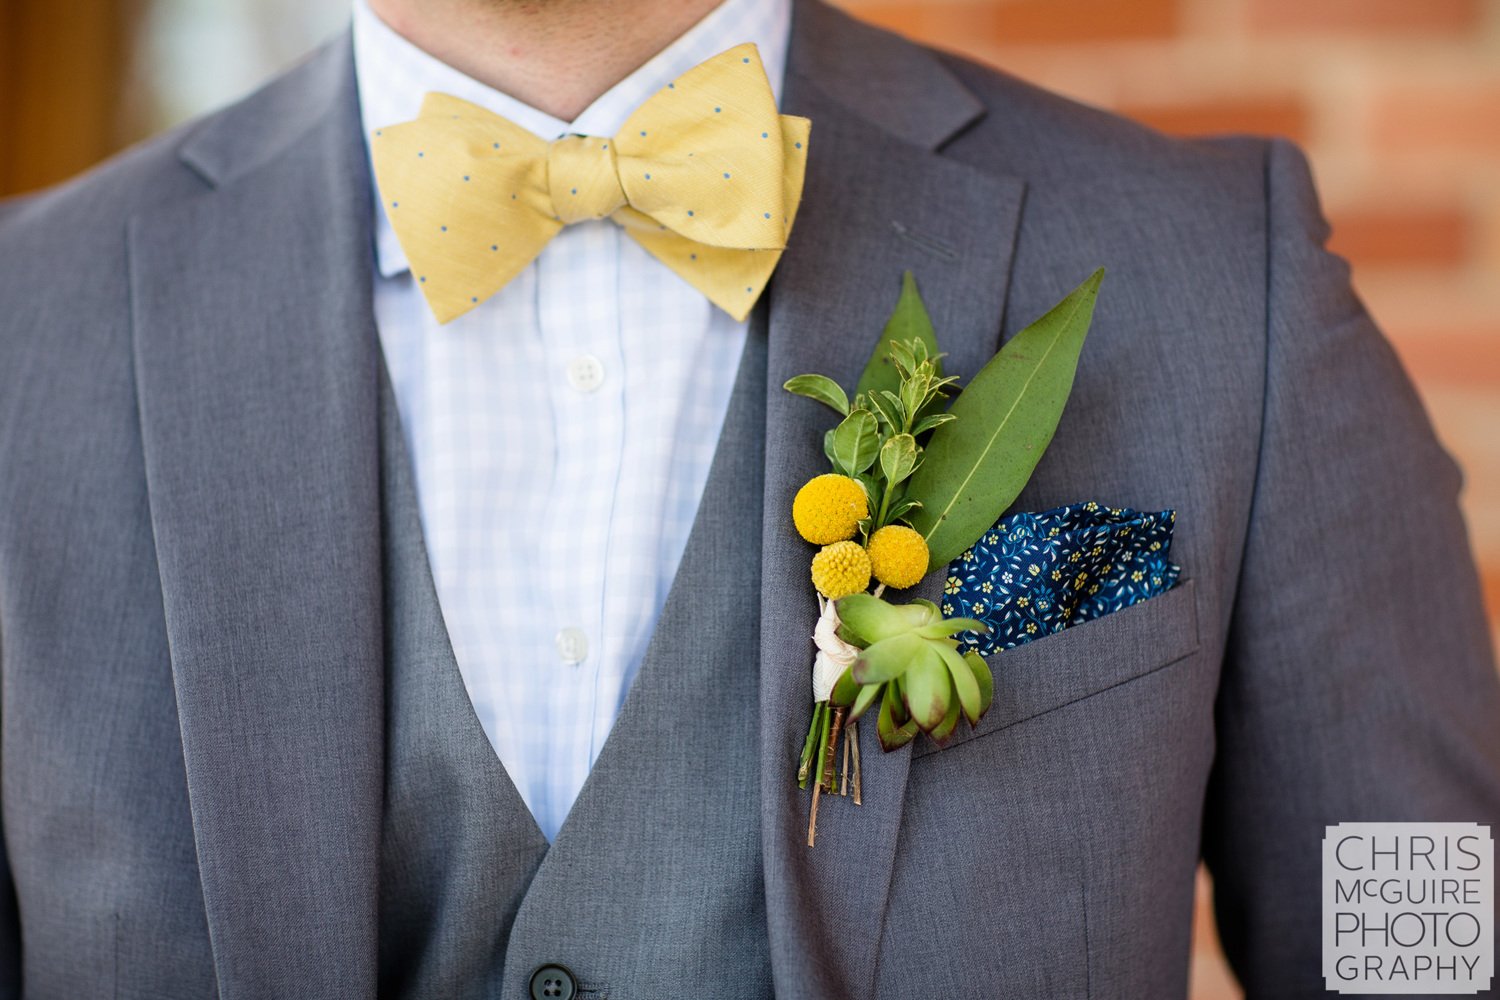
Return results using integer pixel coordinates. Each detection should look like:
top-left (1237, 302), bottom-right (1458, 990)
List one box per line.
top-left (795, 142), bottom-right (802, 149)
top-left (763, 212), bottom-right (771, 218)
top-left (492, 142), bottom-right (500, 149)
top-left (491, 244), bottom-right (498, 251)
top-left (742, 57), bottom-right (750, 63)
top-left (463, 175), bottom-right (469, 181)
top-left (440, 225), bottom-right (447, 232)
top-left (687, 210), bottom-right (695, 216)
top-left (640, 130), bottom-right (647, 137)
top-left (571, 187), bottom-right (578, 195)
top-left (762, 132), bottom-right (769, 138)
top-left (391, 201), bottom-right (398, 208)
top-left (417, 151), bottom-right (424, 157)
top-left (690, 253), bottom-right (697, 260)
top-left (645, 173), bottom-right (651, 180)
top-left (419, 276), bottom-right (426, 283)
top-left (471, 296), bottom-right (478, 303)
top-left (714, 107), bottom-right (721, 113)
top-left (745, 286), bottom-right (752, 293)
top-left (724, 172), bottom-right (731, 179)
top-left (668, 82), bottom-right (675, 89)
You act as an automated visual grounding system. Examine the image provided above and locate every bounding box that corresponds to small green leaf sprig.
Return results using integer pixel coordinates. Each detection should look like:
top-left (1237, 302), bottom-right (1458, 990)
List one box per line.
top-left (784, 268), bottom-right (1104, 845)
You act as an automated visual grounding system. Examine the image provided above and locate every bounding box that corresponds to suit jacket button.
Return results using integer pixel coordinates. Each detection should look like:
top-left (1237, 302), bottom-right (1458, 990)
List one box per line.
top-left (530, 964), bottom-right (577, 1000)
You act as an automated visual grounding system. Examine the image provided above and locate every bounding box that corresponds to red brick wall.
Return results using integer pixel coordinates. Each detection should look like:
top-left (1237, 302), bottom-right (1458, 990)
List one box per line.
top-left (825, 1), bottom-right (1500, 995)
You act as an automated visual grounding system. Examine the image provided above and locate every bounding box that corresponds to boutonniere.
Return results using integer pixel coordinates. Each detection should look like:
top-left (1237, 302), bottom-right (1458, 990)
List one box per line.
top-left (785, 268), bottom-right (1105, 845)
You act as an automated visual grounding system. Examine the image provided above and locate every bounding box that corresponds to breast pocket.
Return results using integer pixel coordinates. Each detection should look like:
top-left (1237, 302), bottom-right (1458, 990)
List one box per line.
top-left (911, 578), bottom-right (1201, 759)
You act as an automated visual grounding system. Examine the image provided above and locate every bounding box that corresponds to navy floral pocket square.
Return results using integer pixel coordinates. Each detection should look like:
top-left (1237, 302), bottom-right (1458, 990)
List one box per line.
top-left (941, 501), bottom-right (1180, 658)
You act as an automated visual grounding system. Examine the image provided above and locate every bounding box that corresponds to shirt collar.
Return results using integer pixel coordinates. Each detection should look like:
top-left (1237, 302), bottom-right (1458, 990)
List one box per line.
top-left (353, 0), bottom-right (793, 278)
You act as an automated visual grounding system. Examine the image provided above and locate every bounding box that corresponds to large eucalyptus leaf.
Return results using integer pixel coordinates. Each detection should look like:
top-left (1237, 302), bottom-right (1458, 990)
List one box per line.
top-left (855, 271), bottom-right (942, 401)
top-left (907, 269), bottom-right (1104, 566)
top-left (783, 374), bottom-right (849, 416)
top-left (830, 409), bottom-right (880, 475)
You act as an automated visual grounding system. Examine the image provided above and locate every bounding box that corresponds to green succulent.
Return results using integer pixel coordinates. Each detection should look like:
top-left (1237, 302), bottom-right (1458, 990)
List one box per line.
top-left (830, 593), bottom-right (995, 750)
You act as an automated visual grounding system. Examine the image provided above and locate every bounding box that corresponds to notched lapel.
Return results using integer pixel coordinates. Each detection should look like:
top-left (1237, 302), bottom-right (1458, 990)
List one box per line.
top-left (760, 4), bottom-right (1027, 996)
top-left (129, 35), bottom-right (384, 1000)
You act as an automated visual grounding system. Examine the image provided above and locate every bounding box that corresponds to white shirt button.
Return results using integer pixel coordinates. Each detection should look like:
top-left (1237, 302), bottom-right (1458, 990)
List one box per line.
top-left (554, 626), bottom-right (589, 665)
top-left (566, 354), bottom-right (605, 393)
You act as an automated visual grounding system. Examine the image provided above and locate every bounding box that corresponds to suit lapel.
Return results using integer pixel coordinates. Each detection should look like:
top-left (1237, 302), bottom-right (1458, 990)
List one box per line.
top-left (129, 35), bottom-right (384, 1000)
top-left (761, 3), bottom-right (1026, 995)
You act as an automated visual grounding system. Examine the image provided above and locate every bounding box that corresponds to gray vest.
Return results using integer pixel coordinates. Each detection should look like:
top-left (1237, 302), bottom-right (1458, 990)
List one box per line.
top-left (375, 320), bottom-right (774, 1000)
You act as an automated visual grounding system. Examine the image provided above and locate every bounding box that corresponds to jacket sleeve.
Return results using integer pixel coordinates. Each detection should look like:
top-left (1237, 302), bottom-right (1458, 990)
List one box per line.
top-left (1201, 138), bottom-right (1500, 997)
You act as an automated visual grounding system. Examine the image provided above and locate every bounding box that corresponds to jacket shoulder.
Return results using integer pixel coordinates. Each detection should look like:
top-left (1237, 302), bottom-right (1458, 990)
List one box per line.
top-left (927, 46), bottom-right (1271, 222)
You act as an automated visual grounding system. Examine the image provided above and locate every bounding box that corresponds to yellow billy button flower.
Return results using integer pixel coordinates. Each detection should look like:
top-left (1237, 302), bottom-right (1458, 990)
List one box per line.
top-left (810, 540), bottom-right (871, 600)
top-left (792, 474), bottom-right (868, 545)
top-left (866, 524), bottom-right (929, 589)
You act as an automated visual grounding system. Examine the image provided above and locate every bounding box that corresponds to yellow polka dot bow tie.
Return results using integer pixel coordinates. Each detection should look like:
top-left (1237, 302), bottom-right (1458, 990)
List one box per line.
top-left (370, 44), bottom-right (810, 324)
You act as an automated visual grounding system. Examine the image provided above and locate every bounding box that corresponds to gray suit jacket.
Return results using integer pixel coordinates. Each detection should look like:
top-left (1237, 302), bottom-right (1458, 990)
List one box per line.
top-left (1, 2), bottom-right (1497, 997)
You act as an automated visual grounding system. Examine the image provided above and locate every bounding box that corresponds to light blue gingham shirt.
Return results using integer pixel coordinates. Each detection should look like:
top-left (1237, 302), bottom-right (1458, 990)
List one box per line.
top-left (353, 0), bottom-right (791, 841)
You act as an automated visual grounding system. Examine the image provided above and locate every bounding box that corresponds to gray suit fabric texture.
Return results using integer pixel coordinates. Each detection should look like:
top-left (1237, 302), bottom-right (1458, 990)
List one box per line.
top-left (0, 0), bottom-right (1498, 996)
top-left (377, 316), bottom-right (773, 1000)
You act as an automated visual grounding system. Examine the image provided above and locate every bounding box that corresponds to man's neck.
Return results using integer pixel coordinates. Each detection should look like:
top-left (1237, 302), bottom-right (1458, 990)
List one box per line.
top-left (366, 0), bottom-right (726, 121)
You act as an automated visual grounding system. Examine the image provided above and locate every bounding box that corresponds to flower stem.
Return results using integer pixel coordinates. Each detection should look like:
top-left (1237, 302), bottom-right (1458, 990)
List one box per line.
top-left (849, 720), bottom-right (863, 805)
top-left (822, 707), bottom-right (845, 792)
top-left (797, 702), bottom-right (824, 788)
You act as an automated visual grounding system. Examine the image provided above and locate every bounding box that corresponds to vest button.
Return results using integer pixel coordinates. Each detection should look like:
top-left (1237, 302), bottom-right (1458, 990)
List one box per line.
top-left (529, 963), bottom-right (577, 1000)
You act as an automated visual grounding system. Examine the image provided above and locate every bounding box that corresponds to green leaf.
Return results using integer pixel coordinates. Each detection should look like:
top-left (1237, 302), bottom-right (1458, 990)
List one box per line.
top-left (854, 472), bottom-right (880, 514)
top-left (878, 433), bottom-right (920, 488)
top-left (849, 681), bottom-right (882, 721)
top-left (911, 412), bottom-right (957, 437)
top-left (783, 374), bottom-right (849, 416)
top-left (822, 428), bottom-right (839, 469)
top-left (912, 616), bottom-right (988, 640)
top-left (831, 409), bottom-right (880, 476)
top-left (927, 686), bottom-right (964, 746)
top-left (884, 676), bottom-right (910, 725)
top-left (965, 651), bottom-right (995, 720)
top-left (899, 370), bottom-right (927, 423)
top-left (877, 683), bottom-right (919, 750)
top-left (836, 593), bottom-right (940, 646)
top-left (937, 644), bottom-right (982, 726)
top-left (900, 647), bottom-right (952, 731)
top-left (829, 667), bottom-right (860, 708)
top-left (886, 498), bottom-right (922, 523)
top-left (851, 632), bottom-right (928, 685)
top-left (866, 390), bottom-right (903, 432)
top-left (855, 271), bottom-right (943, 402)
top-left (907, 269), bottom-right (1104, 566)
